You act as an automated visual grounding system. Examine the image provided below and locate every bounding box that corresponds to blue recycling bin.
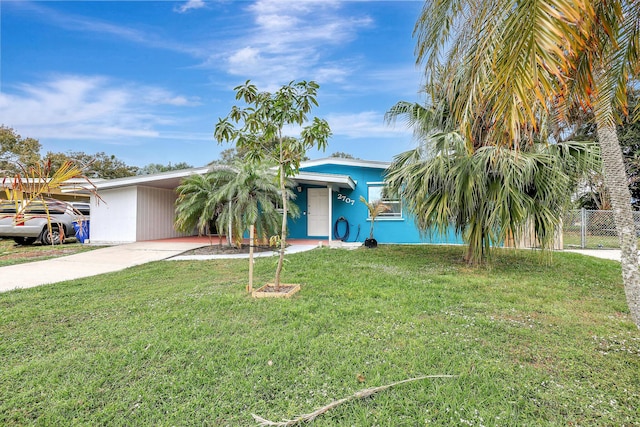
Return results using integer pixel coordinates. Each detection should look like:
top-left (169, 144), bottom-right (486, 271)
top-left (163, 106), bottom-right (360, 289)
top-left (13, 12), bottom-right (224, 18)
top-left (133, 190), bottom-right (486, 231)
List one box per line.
top-left (73, 220), bottom-right (90, 243)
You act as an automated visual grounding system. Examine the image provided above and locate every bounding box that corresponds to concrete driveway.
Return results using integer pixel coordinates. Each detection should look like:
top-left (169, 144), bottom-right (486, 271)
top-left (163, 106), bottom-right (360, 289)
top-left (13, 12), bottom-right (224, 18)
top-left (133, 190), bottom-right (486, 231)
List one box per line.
top-left (0, 241), bottom-right (205, 293)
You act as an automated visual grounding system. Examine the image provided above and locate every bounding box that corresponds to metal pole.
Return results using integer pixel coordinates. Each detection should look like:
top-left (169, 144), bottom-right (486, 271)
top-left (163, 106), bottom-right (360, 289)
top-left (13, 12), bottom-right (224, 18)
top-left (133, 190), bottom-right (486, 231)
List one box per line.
top-left (248, 224), bottom-right (254, 293)
top-left (581, 208), bottom-right (586, 249)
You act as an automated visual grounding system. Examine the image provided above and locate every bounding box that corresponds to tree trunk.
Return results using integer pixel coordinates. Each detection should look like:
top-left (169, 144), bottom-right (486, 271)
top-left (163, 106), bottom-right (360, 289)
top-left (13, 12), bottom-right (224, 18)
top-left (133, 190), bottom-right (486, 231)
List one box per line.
top-left (227, 201), bottom-right (233, 247)
top-left (596, 109), bottom-right (640, 328)
top-left (369, 219), bottom-right (375, 240)
top-left (248, 224), bottom-right (255, 293)
top-left (274, 144), bottom-right (287, 289)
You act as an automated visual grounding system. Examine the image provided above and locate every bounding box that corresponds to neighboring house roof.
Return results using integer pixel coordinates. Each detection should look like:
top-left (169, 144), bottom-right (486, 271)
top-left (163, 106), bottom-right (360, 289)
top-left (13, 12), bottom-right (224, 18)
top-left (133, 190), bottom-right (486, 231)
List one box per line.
top-left (0, 177), bottom-right (97, 199)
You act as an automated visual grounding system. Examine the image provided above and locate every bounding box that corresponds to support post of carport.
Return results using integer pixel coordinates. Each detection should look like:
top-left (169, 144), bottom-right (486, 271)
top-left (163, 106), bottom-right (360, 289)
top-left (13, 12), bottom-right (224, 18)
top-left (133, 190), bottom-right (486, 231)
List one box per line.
top-left (328, 186), bottom-right (333, 245)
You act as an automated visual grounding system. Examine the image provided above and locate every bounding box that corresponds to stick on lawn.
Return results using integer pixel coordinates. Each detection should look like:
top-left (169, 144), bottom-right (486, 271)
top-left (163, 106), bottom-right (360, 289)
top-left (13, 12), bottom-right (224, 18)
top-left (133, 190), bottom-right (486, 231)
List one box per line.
top-left (252, 374), bottom-right (457, 426)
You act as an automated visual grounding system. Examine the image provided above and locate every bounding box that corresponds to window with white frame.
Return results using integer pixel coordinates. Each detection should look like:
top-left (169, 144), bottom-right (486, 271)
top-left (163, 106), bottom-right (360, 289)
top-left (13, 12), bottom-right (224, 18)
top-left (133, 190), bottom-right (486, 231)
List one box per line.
top-left (367, 183), bottom-right (402, 218)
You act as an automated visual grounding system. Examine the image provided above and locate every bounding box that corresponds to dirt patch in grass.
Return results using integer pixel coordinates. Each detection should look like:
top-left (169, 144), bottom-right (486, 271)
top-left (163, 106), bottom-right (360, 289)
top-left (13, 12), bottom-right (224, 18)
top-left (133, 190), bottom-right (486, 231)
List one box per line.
top-left (181, 244), bottom-right (275, 256)
top-left (0, 239), bottom-right (101, 266)
top-left (0, 248), bottom-right (80, 260)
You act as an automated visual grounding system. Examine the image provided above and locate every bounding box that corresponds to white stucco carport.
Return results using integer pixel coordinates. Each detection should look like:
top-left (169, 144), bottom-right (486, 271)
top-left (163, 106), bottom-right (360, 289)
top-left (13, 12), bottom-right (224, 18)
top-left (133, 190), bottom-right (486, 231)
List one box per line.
top-left (89, 167), bottom-right (210, 245)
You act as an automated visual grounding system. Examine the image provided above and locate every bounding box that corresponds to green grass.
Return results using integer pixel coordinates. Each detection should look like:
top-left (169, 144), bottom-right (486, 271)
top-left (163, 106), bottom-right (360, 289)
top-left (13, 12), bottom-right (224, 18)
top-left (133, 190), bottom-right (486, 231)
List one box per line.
top-left (1, 245), bottom-right (639, 426)
top-left (0, 238), bottom-right (101, 267)
top-left (563, 230), bottom-right (640, 249)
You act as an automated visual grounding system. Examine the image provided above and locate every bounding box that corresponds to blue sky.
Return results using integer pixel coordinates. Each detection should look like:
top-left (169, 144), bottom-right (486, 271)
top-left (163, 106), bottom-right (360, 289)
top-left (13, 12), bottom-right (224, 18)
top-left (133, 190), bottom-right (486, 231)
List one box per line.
top-left (1, 0), bottom-right (425, 168)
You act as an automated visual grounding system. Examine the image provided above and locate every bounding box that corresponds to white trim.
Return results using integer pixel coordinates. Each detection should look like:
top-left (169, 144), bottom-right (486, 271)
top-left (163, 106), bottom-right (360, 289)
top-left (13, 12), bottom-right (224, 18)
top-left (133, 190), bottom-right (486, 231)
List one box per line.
top-left (93, 167), bottom-right (211, 190)
top-left (300, 157), bottom-right (391, 170)
top-left (294, 171), bottom-right (356, 190)
top-left (82, 163), bottom-right (361, 193)
top-left (366, 183), bottom-right (403, 219)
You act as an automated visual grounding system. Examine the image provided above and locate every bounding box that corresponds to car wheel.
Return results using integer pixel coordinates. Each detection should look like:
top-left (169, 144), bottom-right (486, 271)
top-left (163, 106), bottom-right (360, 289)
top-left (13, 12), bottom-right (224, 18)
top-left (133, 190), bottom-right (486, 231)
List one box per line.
top-left (41, 225), bottom-right (63, 245)
top-left (13, 236), bottom-right (37, 245)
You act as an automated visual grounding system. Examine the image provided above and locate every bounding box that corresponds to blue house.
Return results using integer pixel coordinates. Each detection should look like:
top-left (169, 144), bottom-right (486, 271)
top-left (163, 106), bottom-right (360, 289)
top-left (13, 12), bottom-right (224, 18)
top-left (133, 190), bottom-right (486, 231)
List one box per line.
top-left (287, 158), bottom-right (463, 245)
top-left (86, 157), bottom-right (464, 246)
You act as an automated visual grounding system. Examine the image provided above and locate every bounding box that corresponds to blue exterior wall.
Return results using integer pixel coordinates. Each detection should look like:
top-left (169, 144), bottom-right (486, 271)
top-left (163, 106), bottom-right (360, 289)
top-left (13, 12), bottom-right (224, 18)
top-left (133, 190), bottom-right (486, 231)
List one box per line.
top-left (288, 162), bottom-right (463, 244)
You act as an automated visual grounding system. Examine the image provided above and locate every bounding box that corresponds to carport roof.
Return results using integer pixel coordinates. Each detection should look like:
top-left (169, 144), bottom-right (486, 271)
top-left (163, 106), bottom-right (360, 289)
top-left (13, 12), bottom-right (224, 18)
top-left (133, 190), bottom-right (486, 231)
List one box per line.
top-left (91, 167), bottom-right (212, 190)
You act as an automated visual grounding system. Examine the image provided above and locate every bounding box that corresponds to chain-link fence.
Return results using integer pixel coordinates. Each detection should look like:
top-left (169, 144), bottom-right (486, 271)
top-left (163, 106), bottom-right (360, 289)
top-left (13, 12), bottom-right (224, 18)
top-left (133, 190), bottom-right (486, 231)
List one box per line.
top-left (563, 209), bottom-right (640, 249)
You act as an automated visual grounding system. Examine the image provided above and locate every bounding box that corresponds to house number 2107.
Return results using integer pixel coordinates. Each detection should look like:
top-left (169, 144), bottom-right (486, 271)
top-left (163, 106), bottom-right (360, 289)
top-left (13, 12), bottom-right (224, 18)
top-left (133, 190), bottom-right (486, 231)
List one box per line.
top-left (337, 193), bottom-right (355, 205)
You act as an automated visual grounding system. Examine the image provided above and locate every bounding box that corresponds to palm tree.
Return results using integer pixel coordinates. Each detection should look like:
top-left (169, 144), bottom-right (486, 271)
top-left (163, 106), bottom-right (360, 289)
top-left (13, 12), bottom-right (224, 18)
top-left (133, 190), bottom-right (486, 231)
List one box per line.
top-left (175, 170), bottom-right (229, 244)
top-left (385, 128), bottom-right (596, 264)
top-left (175, 161), bottom-right (297, 292)
top-left (414, 1), bottom-right (640, 325)
top-left (212, 161), bottom-right (297, 247)
top-left (212, 161), bottom-right (296, 292)
top-left (359, 195), bottom-right (391, 247)
top-left (386, 73), bottom-right (598, 264)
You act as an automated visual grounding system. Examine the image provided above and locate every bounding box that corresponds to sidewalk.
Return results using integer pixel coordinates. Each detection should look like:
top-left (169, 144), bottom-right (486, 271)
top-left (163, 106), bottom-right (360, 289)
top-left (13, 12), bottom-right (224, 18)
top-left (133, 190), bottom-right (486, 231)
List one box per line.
top-left (564, 249), bottom-right (622, 261)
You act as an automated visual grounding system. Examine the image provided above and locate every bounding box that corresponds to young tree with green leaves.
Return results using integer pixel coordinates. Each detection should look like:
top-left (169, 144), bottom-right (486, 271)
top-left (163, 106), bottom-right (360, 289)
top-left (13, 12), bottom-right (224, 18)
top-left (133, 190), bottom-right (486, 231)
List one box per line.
top-left (216, 161), bottom-right (297, 292)
top-left (175, 161), bottom-right (293, 292)
top-left (413, 0), bottom-right (640, 325)
top-left (215, 80), bottom-right (331, 289)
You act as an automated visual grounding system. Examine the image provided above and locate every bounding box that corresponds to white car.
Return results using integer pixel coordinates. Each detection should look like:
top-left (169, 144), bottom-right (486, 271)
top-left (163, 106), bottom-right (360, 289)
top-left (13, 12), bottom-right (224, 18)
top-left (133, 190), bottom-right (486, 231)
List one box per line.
top-left (0, 199), bottom-right (89, 245)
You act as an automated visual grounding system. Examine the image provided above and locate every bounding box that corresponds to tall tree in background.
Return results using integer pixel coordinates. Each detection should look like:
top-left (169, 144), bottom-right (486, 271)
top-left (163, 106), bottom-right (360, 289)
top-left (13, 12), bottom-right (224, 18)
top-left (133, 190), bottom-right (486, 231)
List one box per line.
top-left (414, 1), bottom-right (640, 325)
top-left (215, 80), bottom-right (331, 289)
top-left (0, 126), bottom-right (42, 174)
top-left (210, 148), bottom-right (246, 165)
top-left (621, 88), bottom-right (640, 207)
top-left (45, 151), bottom-right (138, 179)
top-left (330, 151), bottom-right (359, 160)
top-left (137, 162), bottom-right (193, 175)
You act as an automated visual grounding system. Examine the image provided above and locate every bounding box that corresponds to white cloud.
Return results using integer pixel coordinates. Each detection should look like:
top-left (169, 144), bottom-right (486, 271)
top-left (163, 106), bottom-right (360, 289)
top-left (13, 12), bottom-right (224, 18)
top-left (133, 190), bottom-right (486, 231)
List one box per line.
top-left (327, 111), bottom-right (412, 139)
top-left (15, 1), bottom-right (206, 57)
top-left (0, 75), bottom-right (198, 142)
top-left (15, 1), bottom-right (375, 89)
top-left (143, 88), bottom-right (201, 107)
top-left (313, 66), bottom-right (352, 84)
top-left (220, 0), bottom-right (373, 85)
top-left (175, 0), bottom-right (208, 14)
top-left (227, 47), bottom-right (262, 72)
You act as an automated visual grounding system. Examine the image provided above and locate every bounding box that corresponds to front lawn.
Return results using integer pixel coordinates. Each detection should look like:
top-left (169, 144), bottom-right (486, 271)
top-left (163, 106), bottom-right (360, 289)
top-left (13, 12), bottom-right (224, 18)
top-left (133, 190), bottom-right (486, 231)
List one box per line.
top-left (1, 246), bottom-right (638, 426)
